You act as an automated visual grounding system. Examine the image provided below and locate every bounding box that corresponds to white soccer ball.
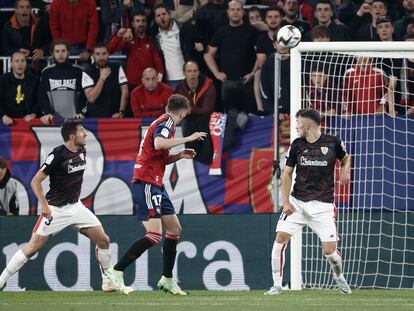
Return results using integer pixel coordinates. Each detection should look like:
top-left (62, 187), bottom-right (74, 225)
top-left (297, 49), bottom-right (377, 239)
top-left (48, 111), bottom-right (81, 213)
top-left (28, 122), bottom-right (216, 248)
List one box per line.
top-left (276, 25), bottom-right (302, 49)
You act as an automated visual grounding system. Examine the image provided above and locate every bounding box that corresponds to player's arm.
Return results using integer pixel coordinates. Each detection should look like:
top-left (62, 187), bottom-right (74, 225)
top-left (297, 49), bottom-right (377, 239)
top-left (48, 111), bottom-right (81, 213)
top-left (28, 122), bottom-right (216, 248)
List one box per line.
top-left (281, 165), bottom-right (296, 215)
top-left (336, 138), bottom-right (350, 184)
top-left (339, 154), bottom-right (351, 184)
top-left (166, 148), bottom-right (196, 164)
top-left (31, 170), bottom-right (52, 220)
top-left (154, 132), bottom-right (207, 150)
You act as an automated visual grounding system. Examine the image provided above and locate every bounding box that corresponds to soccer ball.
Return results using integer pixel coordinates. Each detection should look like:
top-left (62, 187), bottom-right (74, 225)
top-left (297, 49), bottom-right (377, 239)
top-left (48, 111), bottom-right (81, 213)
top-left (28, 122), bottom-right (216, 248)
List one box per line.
top-left (276, 25), bottom-right (302, 49)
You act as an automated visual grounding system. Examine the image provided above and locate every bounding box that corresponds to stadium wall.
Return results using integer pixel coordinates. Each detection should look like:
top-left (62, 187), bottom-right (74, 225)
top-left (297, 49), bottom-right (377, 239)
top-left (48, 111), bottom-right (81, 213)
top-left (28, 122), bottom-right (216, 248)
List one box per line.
top-left (1, 213), bottom-right (412, 291)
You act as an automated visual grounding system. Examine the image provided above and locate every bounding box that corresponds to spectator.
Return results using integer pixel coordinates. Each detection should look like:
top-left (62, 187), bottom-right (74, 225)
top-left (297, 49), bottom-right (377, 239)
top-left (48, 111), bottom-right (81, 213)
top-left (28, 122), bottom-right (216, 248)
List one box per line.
top-left (101, 0), bottom-right (145, 44)
top-left (204, 0), bottom-right (259, 115)
top-left (0, 156), bottom-right (19, 216)
top-left (180, 15), bottom-right (206, 74)
top-left (32, 2), bottom-right (53, 65)
top-left (376, 15), bottom-right (395, 41)
top-left (342, 56), bottom-right (395, 116)
top-left (398, 32), bottom-right (414, 115)
top-left (248, 6), bottom-right (262, 24)
top-left (49, 0), bottom-right (99, 62)
top-left (130, 67), bottom-right (173, 118)
top-left (151, 4), bottom-right (187, 89)
top-left (167, 0), bottom-right (202, 24)
top-left (255, 6), bottom-right (283, 113)
top-left (38, 40), bottom-right (85, 124)
top-left (260, 36), bottom-right (291, 115)
top-left (0, 51), bottom-right (38, 126)
top-left (303, 65), bottom-right (337, 116)
top-left (331, 0), bottom-right (357, 26)
top-left (107, 11), bottom-right (164, 89)
top-left (348, 0), bottom-right (388, 41)
top-left (175, 60), bottom-right (216, 115)
top-left (308, 0), bottom-right (349, 41)
top-left (280, 0), bottom-right (311, 35)
top-left (175, 60), bottom-right (216, 163)
top-left (195, 0), bottom-right (229, 47)
top-left (394, 0), bottom-right (414, 39)
top-left (310, 24), bottom-right (330, 41)
top-left (2, 0), bottom-right (40, 57)
top-left (82, 44), bottom-right (129, 118)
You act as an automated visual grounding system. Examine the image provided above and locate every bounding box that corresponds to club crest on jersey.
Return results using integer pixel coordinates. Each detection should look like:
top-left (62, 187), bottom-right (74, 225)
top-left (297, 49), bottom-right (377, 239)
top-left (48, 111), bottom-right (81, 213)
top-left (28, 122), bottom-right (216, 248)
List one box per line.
top-left (79, 153), bottom-right (85, 161)
top-left (321, 147), bottom-right (328, 155)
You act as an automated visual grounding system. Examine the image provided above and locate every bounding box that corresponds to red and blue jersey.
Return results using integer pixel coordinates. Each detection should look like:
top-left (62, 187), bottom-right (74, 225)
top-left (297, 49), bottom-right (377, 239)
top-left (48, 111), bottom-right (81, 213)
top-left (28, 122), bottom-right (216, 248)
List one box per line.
top-left (133, 114), bottom-right (175, 186)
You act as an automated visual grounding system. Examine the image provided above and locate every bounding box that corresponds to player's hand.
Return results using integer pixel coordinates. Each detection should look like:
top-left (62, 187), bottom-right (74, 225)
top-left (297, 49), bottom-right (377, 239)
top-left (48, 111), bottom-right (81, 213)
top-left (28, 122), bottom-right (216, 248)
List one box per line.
top-left (215, 72), bottom-right (227, 82)
top-left (117, 28), bottom-right (127, 37)
top-left (40, 114), bottom-right (53, 125)
top-left (188, 132), bottom-right (207, 142)
top-left (24, 113), bottom-right (36, 122)
top-left (32, 49), bottom-right (44, 61)
top-left (194, 42), bottom-right (204, 52)
top-left (242, 72), bottom-right (254, 84)
top-left (339, 168), bottom-right (350, 184)
top-left (282, 202), bottom-right (296, 216)
top-left (357, 2), bottom-right (371, 16)
top-left (123, 28), bottom-right (133, 42)
top-left (180, 148), bottom-right (196, 159)
top-left (99, 67), bottom-right (112, 81)
top-left (41, 204), bottom-right (52, 220)
top-left (2, 115), bottom-right (13, 126)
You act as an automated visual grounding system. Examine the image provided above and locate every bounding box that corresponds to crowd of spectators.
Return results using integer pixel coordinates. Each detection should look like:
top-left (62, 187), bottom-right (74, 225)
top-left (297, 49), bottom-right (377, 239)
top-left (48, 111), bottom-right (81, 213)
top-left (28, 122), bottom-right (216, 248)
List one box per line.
top-left (1, 0), bottom-right (414, 128)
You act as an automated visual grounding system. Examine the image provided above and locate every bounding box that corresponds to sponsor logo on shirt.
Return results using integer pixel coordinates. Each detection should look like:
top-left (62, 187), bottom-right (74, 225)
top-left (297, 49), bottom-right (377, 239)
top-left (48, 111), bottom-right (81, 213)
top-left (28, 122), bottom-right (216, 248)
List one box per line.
top-left (161, 128), bottom-right (169, 138)
top-left (300, 157), bottom-right (328, 167)
top-left (45, 154), bottom-right (54, 164)
top-left (68, 163), bottom-right (86, 173)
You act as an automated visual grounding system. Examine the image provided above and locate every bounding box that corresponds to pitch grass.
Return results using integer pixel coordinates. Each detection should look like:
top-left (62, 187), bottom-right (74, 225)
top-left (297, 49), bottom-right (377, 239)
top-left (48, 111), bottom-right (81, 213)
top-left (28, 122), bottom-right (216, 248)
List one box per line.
top-left (1, 290), bottom-right (413, 311)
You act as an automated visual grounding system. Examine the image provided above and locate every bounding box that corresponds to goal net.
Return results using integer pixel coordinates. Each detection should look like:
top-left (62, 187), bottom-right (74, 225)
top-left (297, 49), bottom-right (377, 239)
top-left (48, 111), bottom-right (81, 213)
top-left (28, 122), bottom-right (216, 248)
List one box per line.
top-left (288, 42), bottom-right (414, 290)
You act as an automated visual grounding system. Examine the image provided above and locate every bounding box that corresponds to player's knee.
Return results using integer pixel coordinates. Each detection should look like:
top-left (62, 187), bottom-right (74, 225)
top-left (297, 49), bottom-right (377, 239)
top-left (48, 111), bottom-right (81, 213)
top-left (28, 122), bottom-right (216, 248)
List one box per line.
top-left (145, 231), bottom-right (163, 245)
top-left (96, 234), bottom-right (110, 249)
top-left (275, 232), bottom-right (291, 244)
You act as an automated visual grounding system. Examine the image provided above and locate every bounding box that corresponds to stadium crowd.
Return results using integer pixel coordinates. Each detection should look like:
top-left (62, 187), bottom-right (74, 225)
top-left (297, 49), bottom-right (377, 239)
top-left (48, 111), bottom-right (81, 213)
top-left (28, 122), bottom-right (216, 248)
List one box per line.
top-left (0, 0), bottom-right (414, 125)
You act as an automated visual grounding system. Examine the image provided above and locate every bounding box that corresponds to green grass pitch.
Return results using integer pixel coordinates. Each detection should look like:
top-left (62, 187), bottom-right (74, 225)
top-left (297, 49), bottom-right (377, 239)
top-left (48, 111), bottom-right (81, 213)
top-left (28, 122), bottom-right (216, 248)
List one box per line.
top-left (1, 290), bottom-right (413, 311)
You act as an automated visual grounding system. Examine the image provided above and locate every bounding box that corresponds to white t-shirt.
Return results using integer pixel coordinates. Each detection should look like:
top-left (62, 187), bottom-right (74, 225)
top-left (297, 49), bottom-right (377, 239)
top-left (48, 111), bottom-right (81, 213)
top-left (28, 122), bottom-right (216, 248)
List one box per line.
top-left (157, 21), bottom-right (185, 81)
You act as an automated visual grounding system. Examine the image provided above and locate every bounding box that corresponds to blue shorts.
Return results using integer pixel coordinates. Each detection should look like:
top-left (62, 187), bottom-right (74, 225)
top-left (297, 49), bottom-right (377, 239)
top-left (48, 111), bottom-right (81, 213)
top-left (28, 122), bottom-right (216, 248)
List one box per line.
top-left (131, 181), bottom-right (176, 221)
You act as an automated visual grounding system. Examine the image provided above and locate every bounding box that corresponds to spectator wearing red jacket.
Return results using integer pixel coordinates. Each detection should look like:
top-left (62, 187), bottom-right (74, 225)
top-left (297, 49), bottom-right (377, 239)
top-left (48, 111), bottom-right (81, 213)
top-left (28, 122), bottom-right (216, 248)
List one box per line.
top-left (49, 0), bottom-right (99, 62)
top-left (130, 68), bottom-right (173, 118)
top-left (107, 11), bottom-right (164, 88)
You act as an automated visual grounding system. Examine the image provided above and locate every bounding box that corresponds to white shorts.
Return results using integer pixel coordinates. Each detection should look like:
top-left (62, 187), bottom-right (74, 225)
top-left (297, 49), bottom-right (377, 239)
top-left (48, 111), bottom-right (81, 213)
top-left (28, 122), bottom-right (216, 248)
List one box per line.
top-left (276, 196), bottom-right (338, 242)
top-left (33, 201), bottom-right (102, 236)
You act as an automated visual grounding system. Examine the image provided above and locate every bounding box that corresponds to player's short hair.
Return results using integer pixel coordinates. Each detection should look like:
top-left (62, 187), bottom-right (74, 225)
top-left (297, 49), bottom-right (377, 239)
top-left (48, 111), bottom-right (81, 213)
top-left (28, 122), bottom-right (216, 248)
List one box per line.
top-left (132, 10), bottom-right (146, 19)
top-left (315, 0), bottom-right (333, 10)
top-left (310, 25), bottom-right (330, 40)
top-left (266, 6), bottom-right (283, 18)
top-left (167, 94), bottom-right (190, 112)
top-left (15, 0), bottom-right (31, 9)
top-left (296, 108), bottom-right (321, 126)
top-left (50, 39), bottom-right (70, 55)
top-left (11, 50), bottom-right (27, 61)
top-left (0, 156), bottom-right (7, 169)
top-left (92, 42), bottom-right (107, 52)
top-left (153, 3), bottom-right (170, 14)
top-left (183, 60), bottom-right (199, 71)
top-left (61, 120), bottom-right (83, 142)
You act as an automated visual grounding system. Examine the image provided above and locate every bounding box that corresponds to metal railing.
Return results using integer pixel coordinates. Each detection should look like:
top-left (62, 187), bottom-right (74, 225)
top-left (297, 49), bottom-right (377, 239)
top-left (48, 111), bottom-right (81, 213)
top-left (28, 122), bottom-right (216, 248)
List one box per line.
top-left (0, 55), bottom-right (127, 74)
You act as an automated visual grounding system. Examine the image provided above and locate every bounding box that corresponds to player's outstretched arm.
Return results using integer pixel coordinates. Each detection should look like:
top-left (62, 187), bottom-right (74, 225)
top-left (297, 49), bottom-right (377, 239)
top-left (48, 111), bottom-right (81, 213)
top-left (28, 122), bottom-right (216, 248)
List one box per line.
top-left (31, 170), bottom-right (52, 220)
top-left (154, 132), bottom-right (207, 150)
top-left (167, 148), bottom-right (196, 164)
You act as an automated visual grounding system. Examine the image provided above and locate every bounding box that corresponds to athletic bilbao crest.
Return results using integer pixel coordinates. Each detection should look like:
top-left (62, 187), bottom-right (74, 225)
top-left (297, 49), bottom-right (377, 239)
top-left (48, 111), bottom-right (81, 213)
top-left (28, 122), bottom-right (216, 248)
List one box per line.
top-left (321, 147), bottom-right (328, 155)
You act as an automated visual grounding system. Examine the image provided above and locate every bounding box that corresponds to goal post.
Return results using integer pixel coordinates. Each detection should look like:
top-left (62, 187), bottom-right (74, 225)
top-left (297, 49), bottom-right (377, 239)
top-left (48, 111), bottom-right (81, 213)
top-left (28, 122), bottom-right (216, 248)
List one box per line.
top-left (288, 42), bottom-right (414, 290)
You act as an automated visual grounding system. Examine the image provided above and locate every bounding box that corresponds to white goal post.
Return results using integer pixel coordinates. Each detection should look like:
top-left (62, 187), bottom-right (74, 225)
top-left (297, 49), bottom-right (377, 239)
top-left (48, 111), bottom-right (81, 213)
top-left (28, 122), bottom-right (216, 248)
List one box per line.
top-left (288, 42), bottom-right (414, 290)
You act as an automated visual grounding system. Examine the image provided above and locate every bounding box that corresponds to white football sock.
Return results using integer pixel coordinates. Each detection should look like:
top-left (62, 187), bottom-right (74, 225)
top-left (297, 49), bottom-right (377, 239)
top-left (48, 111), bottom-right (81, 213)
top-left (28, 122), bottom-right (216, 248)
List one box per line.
top-left (96, 247), bottom-right (112, 272)
top-left (325, 251), bottom-right (343, 278)
top-left (0, 249), bottom-right (28, 284)
top-left (271, 242), bottom-right (287, 287)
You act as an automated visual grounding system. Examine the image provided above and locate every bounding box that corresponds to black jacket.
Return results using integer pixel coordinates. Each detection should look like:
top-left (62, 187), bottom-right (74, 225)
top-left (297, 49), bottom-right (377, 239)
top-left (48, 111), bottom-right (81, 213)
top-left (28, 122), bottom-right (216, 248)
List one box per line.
top-left (0, 71), bottom-right (39, 118)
